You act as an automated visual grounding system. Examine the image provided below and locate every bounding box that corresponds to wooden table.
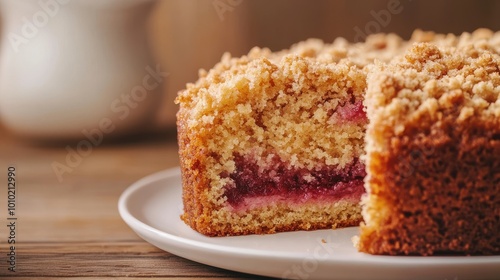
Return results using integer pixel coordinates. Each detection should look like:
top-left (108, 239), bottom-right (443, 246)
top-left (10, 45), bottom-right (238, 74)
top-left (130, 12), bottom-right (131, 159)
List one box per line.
top-left (0, 127), bottom-right (272, 279)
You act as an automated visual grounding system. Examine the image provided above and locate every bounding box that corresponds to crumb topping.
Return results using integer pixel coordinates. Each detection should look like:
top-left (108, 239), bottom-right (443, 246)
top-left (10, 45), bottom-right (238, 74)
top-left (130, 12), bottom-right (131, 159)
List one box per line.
top-left (366, 42), bottom-right (500, 141)
top-left (176, 53), bottom-right (367, 171)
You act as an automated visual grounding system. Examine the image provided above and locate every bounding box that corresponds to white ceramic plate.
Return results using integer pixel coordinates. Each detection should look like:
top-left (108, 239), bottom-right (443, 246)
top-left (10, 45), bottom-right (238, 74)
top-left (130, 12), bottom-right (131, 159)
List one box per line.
top-left (118, 168), bottom-right (500, 280)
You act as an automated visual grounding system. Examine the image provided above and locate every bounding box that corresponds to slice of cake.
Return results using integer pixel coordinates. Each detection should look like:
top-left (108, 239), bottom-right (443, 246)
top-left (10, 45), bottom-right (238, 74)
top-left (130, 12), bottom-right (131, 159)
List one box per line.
top-left (176, 51), bottom-right (369, 236)
top-left (359, 42), bottom-right (500, 255)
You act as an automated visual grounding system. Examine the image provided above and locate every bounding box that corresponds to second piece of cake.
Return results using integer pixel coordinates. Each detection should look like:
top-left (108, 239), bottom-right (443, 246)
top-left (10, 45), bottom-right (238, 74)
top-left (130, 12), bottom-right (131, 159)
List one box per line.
top-left (360, 42), bottom-right (500, 255)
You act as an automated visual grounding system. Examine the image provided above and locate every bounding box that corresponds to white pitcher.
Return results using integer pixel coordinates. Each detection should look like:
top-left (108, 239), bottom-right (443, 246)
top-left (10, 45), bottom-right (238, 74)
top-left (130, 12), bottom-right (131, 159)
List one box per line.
top-left (0, 0), bottom-right (162, 140)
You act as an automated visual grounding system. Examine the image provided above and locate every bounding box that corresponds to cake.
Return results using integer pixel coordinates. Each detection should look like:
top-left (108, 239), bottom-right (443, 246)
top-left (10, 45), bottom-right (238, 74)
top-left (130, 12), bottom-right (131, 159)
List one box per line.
top-left (176, 29), bottom-right (500, 254)
top-left (359, 42), bottom-right (500, 255)
top-left (176, 52), bottom-right (369, 236)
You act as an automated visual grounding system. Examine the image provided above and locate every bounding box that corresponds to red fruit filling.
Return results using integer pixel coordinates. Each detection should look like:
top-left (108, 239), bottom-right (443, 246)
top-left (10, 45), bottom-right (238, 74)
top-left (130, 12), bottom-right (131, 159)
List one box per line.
top-left (332, 100), bottom-right (367, 124)
top-left (224, 154), bottom-right (366, 209)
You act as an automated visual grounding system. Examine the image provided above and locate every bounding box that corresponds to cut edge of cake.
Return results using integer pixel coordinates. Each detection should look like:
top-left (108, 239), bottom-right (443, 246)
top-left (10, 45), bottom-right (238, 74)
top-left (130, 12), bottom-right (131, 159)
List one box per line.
top-left (176, 50), bottom-right (368, 236)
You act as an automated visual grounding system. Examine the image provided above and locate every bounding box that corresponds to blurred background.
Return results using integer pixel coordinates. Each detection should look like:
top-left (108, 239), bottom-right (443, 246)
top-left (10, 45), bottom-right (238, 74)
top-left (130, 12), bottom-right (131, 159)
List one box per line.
top-left (1, 0), bottom-right (500, 142)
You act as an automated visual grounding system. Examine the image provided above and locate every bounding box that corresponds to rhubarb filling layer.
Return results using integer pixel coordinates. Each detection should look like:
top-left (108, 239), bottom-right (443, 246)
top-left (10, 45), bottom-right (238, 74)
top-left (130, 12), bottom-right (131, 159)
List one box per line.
top-left (223, 155), bottom-right (366, 212)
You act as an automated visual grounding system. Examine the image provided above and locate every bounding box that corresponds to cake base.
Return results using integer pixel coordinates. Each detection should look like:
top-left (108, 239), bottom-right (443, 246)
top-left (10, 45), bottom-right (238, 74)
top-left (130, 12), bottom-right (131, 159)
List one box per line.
top-left (181, 199), bottom-right (362, 237)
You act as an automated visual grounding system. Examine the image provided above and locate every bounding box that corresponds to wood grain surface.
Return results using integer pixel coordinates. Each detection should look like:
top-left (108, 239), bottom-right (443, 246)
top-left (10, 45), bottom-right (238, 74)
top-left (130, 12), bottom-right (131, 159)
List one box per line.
top-left (0, 127), bottom-right (272, 279)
